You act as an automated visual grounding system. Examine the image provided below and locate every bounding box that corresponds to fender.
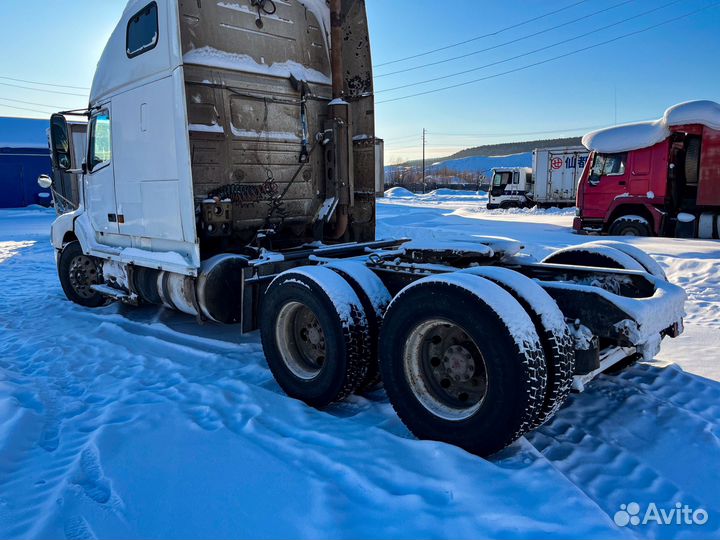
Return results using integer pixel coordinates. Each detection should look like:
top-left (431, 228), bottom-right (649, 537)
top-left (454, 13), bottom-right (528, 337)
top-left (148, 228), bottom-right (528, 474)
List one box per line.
top-left (604, 197), bottom-right (667, 235)
top-left (50, 209), bottom-right (84, 251)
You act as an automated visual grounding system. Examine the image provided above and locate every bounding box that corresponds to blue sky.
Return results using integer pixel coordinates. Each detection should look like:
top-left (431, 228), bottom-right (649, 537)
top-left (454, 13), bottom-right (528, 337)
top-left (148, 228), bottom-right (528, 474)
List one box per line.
top-left (1, 0), bottom-right (718, 162)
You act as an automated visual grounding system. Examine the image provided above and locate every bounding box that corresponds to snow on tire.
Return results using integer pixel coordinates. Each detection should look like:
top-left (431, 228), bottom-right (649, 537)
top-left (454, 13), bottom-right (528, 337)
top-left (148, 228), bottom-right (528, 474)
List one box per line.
top-left (379, 273), bottom-right (547, 457)
top-left (460, 267), bottom-right (574, 427)
top-left (608, 215), bottom-right (652, 237)
top-left (542, 244), bottom-right (646, 272)
top-left (260, 266), bottom-right (371, 408)
top-left (581, 240), bottom-right (667, 280)
top-left (324, 261), bottom-right (392, 392)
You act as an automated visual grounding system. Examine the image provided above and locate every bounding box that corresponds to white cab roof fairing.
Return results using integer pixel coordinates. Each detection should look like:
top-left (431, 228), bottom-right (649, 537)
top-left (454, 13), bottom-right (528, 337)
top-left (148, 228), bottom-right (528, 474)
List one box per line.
top-left (582, 100), bottom-right (720, 154)
top-left (90, 0), bottom-right (184, 105)
top-left (82, 0), bottom-right (200, 274)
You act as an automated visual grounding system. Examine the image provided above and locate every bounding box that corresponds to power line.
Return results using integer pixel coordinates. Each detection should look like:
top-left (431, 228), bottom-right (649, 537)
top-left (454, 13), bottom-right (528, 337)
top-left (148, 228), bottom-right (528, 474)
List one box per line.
top-left (0, 97), bottom-right (71, 110)
top-left (429, 120), bottom-right (655, 138)
top-left (0, 81), bottom-right (87, 97)
top-left (374, 0), bottom-right (591, 68)
top-left (0, 76), bottom-right (90, 91)
top-left (376, 0), bottom-right (635, 79)
top-left (377, 0), bottom-right (682, 94)
top-left (383, 134), bottom-right (424, 143)
top-left (377, 2), bottom-right (719, 105)
top-left (385, 116), bottom-right (673, 151)
top-left (0, 103), bottom-right (53, 116)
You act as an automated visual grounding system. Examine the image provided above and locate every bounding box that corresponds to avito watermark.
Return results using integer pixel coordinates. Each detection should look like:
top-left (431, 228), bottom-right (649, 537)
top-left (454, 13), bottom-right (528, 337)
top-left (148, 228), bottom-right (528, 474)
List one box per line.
top-left (614, 502), bottom-right (709, 527)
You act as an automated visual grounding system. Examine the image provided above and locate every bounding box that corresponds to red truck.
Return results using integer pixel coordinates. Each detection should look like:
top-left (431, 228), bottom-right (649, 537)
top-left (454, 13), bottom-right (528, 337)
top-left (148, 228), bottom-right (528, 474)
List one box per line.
top-left (574, 100), bottom-right (720, 238)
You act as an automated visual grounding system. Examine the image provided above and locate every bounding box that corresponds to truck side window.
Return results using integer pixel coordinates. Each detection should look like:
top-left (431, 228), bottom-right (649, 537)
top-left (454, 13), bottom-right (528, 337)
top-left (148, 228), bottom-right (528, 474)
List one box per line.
top-left (89, 113), bottom-right (112, 172)
top-left (126, 2), bottom-right (159, 58)
top-left (493, 172), bottom-right (512, 186)
top-left (594, 153), bottom-right (627, 177)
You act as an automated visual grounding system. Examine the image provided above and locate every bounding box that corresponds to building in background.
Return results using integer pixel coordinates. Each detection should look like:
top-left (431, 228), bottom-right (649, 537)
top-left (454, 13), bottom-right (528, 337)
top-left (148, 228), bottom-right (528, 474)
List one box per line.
top-left (0, 117), bottom-right (52, 208)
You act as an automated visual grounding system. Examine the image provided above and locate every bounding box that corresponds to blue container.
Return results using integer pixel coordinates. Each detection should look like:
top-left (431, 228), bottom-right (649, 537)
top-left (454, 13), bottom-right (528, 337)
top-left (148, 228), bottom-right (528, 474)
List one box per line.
top-left (0, 117), bottom-right (53, 208)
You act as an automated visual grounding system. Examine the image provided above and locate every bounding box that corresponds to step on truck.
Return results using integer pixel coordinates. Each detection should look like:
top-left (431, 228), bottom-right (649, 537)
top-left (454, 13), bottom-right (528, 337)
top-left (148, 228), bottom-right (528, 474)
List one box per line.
top-left (45, 0), bottom-right (686, 457)
top-left (488, 146), bottom-right (589, 209)
top-left (575, 100), bottom-right (720, 238)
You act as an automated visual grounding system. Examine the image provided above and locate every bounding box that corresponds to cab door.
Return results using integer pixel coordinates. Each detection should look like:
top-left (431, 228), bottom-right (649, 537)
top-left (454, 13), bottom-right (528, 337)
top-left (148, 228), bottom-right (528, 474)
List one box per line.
top-left (583, 152), bottom-right (628, 217)
top-left (84, 107), bottom-right (119, 234)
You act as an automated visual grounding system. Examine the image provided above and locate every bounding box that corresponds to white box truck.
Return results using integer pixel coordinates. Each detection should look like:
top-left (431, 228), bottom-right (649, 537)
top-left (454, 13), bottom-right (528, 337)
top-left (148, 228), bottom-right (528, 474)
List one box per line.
top-left (488, 146), bottom-right (589, 209)
top-left (42, 0), bottom-right (685, 457)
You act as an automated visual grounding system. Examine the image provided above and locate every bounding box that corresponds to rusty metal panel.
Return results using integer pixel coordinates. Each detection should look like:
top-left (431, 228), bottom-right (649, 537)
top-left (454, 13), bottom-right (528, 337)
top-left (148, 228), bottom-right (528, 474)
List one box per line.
top-left (179, 0), bottom-right (375, 247)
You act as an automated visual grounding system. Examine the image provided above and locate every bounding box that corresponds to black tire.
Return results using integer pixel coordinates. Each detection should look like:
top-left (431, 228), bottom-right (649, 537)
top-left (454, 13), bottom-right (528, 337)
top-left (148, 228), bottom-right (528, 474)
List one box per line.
top-left (57, 241), bottom-right (106, 308)
top-left (260, 266), bottom-right (370, 408)
top-left (461, 267), bottom-right (574, 428)
top-left (324, 261), bottom-right (391, 392)
top-left (379, 273), bottom-right (547, 457)
top-left (608, 216), bottom-right (651, 237)
top-left (542, 244), bottom-right (645, 271)
top-left (685, 137), bottom-right (701, 185)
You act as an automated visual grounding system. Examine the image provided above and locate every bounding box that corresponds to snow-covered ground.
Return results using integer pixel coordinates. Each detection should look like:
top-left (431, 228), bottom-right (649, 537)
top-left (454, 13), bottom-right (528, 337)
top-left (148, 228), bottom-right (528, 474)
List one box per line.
top-left (1, 200), bottom-right (719, 539)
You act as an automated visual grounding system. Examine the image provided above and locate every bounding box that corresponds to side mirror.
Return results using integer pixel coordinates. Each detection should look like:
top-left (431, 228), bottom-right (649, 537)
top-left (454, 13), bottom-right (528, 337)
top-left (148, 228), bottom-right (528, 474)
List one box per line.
top-left (589, 172), bottom-right (601, 186)
top-left (57, 152), bottom-right (71, 171)
top-left (38, 174), bottom-right (53, 189)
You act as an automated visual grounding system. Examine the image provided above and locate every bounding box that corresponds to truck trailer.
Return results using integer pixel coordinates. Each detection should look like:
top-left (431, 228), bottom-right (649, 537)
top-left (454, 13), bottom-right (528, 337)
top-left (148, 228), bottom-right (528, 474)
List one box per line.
top-left (0, 117), bottom-right (53, 208)
top-left (488, 146), bottom-right (589, 209)
top-left (574, 100), bottom-right (720, 238)
top-left (46, 0), bottom-right (686, 457)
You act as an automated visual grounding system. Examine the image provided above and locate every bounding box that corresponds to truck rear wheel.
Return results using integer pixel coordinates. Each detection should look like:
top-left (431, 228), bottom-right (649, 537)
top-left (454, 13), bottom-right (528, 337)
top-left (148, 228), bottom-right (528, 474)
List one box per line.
top-left (57, 241), bottom-right (106, 308)
top-left (460, 267), bottom-right (574, 427)
top-left (379, 273), bottom-right (547, 457)
top-left (324, 261), bottom-right (391, 392)
top-left (260, 267), bottom-right (370, 408)
top-left (608, 216), bottom-right (651, 237)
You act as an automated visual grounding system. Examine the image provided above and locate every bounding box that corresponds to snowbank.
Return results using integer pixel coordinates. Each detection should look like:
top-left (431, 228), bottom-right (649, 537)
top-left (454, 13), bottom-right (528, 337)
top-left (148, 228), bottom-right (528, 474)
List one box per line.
top-left (583, 100), bottom-right (720, 153)
top-left (384, 187), bottom-right (415, 198)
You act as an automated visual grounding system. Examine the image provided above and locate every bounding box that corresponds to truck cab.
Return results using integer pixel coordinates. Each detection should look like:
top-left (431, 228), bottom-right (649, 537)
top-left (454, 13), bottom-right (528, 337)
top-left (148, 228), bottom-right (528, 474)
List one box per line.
top-left (41, 0), bottom-right (687, 458)
top-left (575, 100), bottom-right (720, 237)
top-left (487, 167), bottom-right (532, 209)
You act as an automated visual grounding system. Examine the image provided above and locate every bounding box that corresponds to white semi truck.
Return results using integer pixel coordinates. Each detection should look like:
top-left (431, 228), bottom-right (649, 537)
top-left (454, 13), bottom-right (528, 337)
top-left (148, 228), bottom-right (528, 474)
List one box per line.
top-left (43, 0), bottom-right (685, 457)
top-left (488, 146), bottom-right (590, 209)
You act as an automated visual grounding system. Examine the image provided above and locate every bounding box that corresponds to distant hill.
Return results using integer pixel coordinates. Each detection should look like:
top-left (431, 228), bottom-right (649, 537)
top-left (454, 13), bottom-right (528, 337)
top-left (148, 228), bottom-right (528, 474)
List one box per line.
top-left (447, 136), bottom-right (583, 160)
top-left (428, 153), bottom-right (532, 174)
top-left (399, 136), bottom-right (582, 167)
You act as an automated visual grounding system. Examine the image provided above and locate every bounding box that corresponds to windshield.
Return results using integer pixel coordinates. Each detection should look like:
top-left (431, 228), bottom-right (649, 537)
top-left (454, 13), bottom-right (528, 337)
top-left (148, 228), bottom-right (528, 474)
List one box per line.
top-left (492, 172), bottom-right (512, 186)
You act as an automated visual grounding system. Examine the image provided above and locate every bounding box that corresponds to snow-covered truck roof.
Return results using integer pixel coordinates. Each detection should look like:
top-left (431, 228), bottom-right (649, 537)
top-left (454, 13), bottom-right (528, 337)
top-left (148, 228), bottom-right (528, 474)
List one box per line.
top-left (582, 100), bottom-right (720, 154)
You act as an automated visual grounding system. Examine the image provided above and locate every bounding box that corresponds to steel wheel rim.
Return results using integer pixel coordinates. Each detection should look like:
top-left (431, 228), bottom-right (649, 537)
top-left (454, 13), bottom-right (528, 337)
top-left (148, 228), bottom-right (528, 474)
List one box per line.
top-left (69, 255), bottom-right (102, 299)
top-left (276, 301), bottom-right (327, 380)
top-left (403, 318), bottom-right (487, 421)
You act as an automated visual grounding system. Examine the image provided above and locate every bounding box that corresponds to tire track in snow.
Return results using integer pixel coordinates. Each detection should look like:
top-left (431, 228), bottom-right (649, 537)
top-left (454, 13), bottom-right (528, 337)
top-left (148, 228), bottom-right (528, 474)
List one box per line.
top-left (528, 364), bottom-right (720, 538)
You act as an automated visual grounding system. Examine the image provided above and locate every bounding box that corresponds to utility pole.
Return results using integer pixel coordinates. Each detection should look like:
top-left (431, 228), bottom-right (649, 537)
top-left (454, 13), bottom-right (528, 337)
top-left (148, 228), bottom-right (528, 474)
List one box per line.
top-left (614, 86), bottom-right (618, 125)
top-left (422, 128), bottom-right (426, 192)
